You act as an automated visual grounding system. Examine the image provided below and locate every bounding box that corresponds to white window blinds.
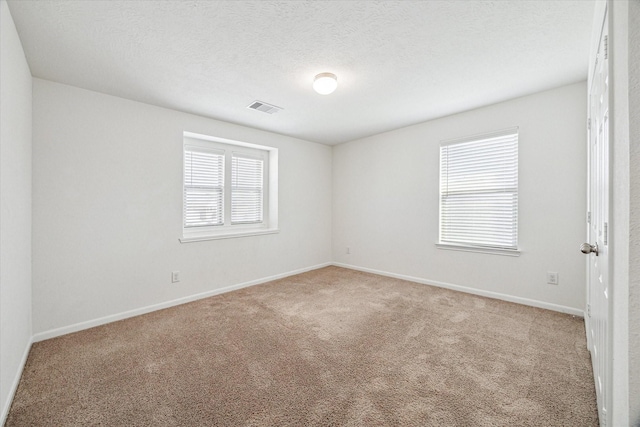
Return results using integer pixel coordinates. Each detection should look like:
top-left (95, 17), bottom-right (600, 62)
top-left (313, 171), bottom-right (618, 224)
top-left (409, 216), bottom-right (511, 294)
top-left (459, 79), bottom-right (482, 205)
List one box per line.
top-left (184, 146), bottom-right (224, 228)
top-left (231, 154), bottom-right (264, 224)
top-left (439, 128), bottom-right (518, 250)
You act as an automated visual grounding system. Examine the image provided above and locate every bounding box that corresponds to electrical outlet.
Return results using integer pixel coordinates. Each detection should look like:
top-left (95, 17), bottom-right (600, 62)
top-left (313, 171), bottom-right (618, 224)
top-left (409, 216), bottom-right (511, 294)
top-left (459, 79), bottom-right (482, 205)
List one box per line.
top-left (172, 271), bottom-right (180, 283)
top-left (346, 247), bottom-right (351, 254)
top-left (547, 272), bottom-right (559, 285)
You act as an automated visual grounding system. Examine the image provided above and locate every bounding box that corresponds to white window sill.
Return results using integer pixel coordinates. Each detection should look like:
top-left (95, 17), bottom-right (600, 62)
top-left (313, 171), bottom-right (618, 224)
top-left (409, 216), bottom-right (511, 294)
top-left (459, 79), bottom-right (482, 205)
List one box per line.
top-left (180, 228), bottom-right (279, 243)
top-left (436, 243), bottom-right (520, 257)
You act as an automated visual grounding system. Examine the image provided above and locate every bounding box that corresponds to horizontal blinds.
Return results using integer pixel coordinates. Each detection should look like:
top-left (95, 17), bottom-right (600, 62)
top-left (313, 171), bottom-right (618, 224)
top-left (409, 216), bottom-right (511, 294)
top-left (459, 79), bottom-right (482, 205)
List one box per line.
top-left (440, 131), bottom-right (518, 249)
top-left (184, 146), bottom-right (224, 227)
top-left (231, 154), bottom-right (263, 224)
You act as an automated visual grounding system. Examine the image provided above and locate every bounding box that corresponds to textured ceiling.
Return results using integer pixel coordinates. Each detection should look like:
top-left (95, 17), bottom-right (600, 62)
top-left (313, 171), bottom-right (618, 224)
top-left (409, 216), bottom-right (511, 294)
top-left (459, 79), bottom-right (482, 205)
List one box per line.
top-left (7, 0), bottom-right (594, 145)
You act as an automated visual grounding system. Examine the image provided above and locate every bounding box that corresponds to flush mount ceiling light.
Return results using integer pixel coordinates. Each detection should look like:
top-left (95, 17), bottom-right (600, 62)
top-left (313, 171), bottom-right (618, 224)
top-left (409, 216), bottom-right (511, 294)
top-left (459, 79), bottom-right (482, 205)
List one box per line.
top-left (313, 72), bottom-right (338, 95)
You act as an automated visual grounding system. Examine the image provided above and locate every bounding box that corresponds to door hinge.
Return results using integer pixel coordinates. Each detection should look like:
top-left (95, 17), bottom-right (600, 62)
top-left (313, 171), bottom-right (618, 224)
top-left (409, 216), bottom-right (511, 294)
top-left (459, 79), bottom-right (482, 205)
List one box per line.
top-left (604, 35), bottom-right (608, 60)
top-left (587, 211), bottom-right (591, 224)
top-left (587, 304), bottom-right (591, 317)
top-left (604, 222), bottom-right (608, 245)
top-left (588, 118), bottom-right (591, 131)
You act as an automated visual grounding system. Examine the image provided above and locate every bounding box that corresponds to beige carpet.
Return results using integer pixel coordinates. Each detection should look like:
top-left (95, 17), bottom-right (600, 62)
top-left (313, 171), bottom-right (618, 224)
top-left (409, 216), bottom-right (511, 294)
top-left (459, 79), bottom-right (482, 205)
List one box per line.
top-left (6, 266), bottom-right (598, 426)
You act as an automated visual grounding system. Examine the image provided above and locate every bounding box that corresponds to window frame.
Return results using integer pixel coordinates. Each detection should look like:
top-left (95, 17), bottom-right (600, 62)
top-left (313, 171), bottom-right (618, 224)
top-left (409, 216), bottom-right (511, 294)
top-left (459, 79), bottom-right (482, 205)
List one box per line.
top-left (436, 127), bottom-right (520, 257)
top-left (180, 132), bottom-right (278, 242)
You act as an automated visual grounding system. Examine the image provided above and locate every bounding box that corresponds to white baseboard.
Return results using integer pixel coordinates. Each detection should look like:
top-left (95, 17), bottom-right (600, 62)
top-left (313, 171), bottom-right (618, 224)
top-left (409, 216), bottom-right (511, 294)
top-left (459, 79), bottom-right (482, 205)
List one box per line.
top-left (1, 336), bottom-right (33, 426)
top-left (31, 259), bottom-right (583, 341)
top-left (33, 262), bottom-right (332, 343)
top-left (333, 262), bottom-right (584, 317)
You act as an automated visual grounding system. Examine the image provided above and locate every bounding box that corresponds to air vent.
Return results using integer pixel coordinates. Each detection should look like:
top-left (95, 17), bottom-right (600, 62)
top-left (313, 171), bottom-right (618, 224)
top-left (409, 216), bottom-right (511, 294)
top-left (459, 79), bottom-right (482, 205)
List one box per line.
top-left (247, 101), bottom-right (282, 114)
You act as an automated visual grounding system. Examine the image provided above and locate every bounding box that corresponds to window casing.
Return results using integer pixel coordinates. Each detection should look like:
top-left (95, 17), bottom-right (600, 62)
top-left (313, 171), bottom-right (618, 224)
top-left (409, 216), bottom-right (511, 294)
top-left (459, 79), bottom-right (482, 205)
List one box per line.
top-left (181, 132), bottom-right (278, 242)
top-left (438, 128), bottom-right (519, 255)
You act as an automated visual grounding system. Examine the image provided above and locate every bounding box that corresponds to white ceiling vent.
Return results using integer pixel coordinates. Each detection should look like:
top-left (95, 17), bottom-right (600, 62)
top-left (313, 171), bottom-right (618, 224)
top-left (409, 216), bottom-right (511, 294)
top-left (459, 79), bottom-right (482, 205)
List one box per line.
top-left (247, 101), bottom-right (282, 114)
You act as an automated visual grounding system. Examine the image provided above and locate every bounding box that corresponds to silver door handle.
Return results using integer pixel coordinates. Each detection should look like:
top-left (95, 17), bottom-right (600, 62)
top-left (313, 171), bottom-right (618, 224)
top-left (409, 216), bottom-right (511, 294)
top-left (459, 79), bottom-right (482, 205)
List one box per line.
top-left (581, 242), bottom-right (599, 256)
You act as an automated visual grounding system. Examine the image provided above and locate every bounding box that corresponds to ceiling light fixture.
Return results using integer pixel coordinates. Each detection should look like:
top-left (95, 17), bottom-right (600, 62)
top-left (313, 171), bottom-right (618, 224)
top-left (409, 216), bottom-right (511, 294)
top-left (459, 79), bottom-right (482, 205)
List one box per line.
top-left (313, 72), bottom-right (338, 95)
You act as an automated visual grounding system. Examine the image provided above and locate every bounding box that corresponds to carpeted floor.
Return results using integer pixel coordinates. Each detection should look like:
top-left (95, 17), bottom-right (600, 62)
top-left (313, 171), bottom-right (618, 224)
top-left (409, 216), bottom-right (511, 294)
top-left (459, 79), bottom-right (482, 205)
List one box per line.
top-left (6, 266), bottom-right (598, 426)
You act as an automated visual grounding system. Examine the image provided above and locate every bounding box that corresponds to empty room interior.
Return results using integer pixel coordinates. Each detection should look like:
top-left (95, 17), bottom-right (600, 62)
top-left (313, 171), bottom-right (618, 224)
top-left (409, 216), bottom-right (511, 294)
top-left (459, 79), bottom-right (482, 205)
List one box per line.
top-left (1, 0), bottom-right (638, 426)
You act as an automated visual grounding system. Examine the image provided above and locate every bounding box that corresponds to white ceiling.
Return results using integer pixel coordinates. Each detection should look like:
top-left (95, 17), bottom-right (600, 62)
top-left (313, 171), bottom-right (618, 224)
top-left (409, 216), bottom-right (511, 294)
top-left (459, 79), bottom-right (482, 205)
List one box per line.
top-left (7, 0), bottom-right (594, 145)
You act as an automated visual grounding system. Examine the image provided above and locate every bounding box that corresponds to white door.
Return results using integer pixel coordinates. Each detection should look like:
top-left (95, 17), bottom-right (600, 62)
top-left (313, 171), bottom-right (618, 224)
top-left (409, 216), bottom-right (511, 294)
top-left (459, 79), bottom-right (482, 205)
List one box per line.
top-left (585, 8), bottom-right (610, 426)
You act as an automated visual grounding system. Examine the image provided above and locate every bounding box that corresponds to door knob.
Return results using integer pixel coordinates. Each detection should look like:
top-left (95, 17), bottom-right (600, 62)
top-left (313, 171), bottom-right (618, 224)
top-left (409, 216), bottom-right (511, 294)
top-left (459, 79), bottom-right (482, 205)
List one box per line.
top-left (581, 242), bottom-right (599, 256)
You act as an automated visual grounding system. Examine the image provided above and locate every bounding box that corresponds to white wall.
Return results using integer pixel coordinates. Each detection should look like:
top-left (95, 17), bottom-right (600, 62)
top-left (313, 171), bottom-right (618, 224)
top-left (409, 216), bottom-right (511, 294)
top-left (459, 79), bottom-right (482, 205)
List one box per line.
top-left (333, 82), bottom-right (587, 313)
top-left (625, 0), bottom-right (639, 423)
top-left (32, 79), bottom-right (332, 336)
top-left (0, 0), bottom-right (33, 422)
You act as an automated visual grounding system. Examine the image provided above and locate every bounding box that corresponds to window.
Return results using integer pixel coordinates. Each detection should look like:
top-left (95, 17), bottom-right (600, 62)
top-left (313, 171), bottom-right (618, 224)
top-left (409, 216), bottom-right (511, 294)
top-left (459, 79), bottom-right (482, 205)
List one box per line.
top-left (438, 127), bottom-right (519, 255)
top-left (181, 132), bottom-right (278, 242)
top-left (184, 147), bottom-right (224, 228)
top-left (231, 154), bottom-right (264, 224)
